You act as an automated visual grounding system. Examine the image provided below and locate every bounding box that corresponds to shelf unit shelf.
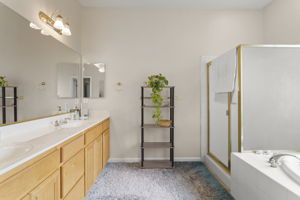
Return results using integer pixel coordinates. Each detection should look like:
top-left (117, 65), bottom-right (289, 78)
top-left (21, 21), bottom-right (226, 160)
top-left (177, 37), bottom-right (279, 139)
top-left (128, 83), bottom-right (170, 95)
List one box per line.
top-left (1, 86), bottom-right (18, 124)
top-left (141, 86), bottom-right (175, 169)
top-left (143, 142), bottom-right (173, 148)
top-left (142, 86), bottom-right (175, 88)
top-left (142, 124), bottom-right (174, 128)
top-left (142, 105), bottom-right (174, 108)
top-left (142, 97), bottom-right (171, 100)
top-left (143, 160), bottom-right (173, 169)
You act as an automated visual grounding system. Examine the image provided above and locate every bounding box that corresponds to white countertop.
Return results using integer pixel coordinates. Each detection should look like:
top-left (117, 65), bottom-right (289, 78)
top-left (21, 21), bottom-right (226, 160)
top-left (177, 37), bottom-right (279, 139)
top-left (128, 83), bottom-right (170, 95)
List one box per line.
top-left (0, 112), bottom-right (109, 175)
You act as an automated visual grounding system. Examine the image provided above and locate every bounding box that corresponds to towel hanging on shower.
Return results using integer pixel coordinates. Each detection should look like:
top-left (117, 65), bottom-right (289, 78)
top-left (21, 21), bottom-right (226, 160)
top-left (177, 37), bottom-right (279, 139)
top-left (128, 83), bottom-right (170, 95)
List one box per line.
top-left (211, 49), bottom-right (237, 93)
top-left (211, 49), bottom-right (238, 103)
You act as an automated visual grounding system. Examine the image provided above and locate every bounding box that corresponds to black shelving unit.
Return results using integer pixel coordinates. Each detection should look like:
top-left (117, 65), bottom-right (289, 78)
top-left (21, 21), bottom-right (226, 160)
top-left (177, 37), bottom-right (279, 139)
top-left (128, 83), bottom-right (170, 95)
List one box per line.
top-left (141, 86), bottom-right (175, 168)
top-left (1, 86), bottom-right (17, 124)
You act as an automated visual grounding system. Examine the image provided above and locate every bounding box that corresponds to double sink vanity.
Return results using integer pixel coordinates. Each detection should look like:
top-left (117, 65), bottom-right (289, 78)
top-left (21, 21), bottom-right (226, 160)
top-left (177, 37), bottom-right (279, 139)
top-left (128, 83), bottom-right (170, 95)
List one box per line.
top-left (0, 112), bottom-right (110, 200)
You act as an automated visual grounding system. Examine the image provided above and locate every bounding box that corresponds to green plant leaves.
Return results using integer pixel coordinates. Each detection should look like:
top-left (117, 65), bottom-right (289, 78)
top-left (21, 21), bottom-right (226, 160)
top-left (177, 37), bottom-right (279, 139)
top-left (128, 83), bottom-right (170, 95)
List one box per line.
top-left (0, 76), bottom-right (8, 87)
top-left (146, 74), bottom-right (169, 123)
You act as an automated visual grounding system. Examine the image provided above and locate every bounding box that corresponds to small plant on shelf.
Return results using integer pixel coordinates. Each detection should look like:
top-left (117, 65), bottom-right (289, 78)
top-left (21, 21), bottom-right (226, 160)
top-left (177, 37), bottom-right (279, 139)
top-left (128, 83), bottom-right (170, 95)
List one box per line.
top-left (146, 74), bottom-right (169, 125)
top-left (0, 76), bottom-right (8, 87)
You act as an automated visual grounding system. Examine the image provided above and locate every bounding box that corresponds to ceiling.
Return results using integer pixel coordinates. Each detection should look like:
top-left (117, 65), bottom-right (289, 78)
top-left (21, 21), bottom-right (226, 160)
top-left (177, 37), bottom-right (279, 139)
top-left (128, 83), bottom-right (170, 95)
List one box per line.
top-left (78, 0), bottom-right (273, 9)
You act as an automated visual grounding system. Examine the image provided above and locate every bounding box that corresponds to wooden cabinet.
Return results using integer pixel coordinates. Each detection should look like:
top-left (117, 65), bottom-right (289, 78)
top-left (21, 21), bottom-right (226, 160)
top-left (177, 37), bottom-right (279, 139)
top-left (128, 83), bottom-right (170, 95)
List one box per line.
top-left (85, 124), bottom-right (102, 145)
top-left (0, 150), bottom-right (59, 200)
top-left (21, 195), bottom-right (31, 200)
top-left (103, 129), bottom-right (110, 166)
top-left (94, 135), bottom-right (103, 176)
top-left (61, 150), bottom-right (84, 198)
top-left (61, 135), bottom-right (84, 163)
top-left (85, 141), bottom-right (96, 193)
top-left (84, 134), bottom-right (104, 193)
top-left (64, 177), bottom-right (84, 200)
top-left (0, 118), bottom-right (110, 200)
top-left (29, 170), bottom-right (60, 200)
top-left (85, 122), bottom-right (108, 194)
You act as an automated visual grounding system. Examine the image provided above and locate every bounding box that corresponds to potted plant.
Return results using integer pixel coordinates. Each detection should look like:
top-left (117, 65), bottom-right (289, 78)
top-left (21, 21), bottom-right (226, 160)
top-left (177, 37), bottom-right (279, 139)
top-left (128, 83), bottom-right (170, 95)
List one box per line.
top-left (0, 76), bottom-right (8, 87)
top-left (146, 74), bottom-right (172, 126)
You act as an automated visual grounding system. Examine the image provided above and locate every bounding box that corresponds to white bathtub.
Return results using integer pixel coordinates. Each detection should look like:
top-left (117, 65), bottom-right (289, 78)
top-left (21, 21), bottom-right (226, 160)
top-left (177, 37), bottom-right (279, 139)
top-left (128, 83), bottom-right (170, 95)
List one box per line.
top-left (231, 152), bottom-right (300, 200)
top-left (281, 156), bottom-right (300, 186)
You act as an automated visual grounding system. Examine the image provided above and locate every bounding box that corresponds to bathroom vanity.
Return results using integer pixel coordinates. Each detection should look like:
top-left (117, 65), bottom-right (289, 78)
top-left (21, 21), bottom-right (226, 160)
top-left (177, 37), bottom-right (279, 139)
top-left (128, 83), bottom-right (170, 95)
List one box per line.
top-left (0, 114), bottom-right (110, 200)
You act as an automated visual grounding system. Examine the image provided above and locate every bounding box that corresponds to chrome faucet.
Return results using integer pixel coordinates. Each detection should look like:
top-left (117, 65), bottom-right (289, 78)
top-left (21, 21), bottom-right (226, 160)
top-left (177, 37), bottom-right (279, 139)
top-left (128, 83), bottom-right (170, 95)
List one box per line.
top-left (53, 120), bottom-right (60, 127)
top-left (268, 154), bottom-right (300, 168)
top-left (70, 106), bottom-right (81, 119)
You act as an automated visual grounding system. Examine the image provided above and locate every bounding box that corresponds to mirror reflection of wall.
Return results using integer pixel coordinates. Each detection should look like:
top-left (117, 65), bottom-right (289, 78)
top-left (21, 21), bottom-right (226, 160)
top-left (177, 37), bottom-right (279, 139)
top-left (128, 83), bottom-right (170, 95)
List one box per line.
top-left (83, 63), bottom-right (106, 98)
top-left (0, 2), bottom-right (81, 125)
top-left (57, 63), bottom-right (80, 98)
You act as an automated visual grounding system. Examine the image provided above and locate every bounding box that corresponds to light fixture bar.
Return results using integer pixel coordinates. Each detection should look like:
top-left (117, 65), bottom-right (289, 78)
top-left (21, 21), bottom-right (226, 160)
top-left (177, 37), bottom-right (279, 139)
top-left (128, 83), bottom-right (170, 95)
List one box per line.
top-left (38, 11), bottom-right (71, 36)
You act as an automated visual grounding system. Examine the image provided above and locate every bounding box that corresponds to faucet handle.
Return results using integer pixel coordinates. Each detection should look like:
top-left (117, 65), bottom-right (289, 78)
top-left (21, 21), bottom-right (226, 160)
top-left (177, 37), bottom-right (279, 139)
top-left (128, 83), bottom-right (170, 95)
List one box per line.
top-left (51, 120), bottom-right (60, 127)
top-left (270, 159), bottom-right (278, 168)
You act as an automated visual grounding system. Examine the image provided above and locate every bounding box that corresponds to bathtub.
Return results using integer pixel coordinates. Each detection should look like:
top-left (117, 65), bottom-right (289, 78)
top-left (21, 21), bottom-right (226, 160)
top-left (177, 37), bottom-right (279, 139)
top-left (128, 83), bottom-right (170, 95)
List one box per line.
top-left (231, 152), bottom-right (300, 200)
top-left (281, 156), bottom-right (300, 185)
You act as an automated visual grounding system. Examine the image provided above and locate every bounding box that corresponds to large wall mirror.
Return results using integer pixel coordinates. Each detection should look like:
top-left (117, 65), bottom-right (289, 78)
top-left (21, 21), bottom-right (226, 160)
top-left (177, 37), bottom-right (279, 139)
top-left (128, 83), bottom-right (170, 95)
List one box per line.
top-left (57, 63), bottom-right (80, 98)
top-left (82, 61), bottom-right (106, 98)
top-left (0, 2), bottom-right (81, 125)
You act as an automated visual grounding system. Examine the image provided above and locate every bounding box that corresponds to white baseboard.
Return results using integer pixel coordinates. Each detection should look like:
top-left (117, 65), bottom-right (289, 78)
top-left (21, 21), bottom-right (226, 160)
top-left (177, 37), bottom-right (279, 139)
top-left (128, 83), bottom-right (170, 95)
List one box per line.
top-left (109, 157), bottom-right (202, 163)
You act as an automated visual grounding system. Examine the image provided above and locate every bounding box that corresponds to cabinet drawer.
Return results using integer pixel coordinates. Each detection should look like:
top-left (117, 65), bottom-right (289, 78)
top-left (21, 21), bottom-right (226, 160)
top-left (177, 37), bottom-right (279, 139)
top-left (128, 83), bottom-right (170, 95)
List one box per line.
top-left (85, 124), bottom-right (102, 145)
top-left (64, 176), bottom-right (84, 200)
top-left (61, 150), bottom-right (84, 198)
top-left (0, 150), bottom-right (60, 200)
top-left (103, 119), bottom-right (110, 131)
top-left (61, 135), bottom-right (84, 162)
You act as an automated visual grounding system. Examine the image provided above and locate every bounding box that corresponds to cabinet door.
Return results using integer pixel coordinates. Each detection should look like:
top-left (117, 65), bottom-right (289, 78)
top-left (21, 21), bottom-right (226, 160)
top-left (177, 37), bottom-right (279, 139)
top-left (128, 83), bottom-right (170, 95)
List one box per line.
top-left (85, 141), bottom-right (95, 193)
top-left (61, 150), bottom-right (84, 198)
top-left (94, 135), bottom-right (103, 176)
top-left (30, 170), bottom-right (60, 200)
top-left (21, 195), bottom-right (31, 200)
top-left (103, 129), bottom-right (110, 167)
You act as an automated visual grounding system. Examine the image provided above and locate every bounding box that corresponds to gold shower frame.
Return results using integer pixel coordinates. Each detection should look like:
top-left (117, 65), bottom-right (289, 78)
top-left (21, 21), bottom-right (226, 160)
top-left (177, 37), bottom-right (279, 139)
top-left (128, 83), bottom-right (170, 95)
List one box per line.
top-left (206, 44), bottom-right (300, 173)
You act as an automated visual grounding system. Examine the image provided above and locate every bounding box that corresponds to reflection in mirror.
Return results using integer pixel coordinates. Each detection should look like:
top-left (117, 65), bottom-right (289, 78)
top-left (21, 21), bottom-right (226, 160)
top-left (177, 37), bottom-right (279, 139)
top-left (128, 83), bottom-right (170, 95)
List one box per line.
top-left (57, 63), bottom-right (80, 98)
top-left (83, 62), bottom-right (105, 98)
top-left (0, 2), bottom-right (81, 125)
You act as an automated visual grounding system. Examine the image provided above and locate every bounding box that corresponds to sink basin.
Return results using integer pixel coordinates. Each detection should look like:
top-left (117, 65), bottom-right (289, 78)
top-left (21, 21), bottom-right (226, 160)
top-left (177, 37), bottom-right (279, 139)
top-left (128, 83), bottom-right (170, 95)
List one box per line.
top-left (60, 121), bottom-right (84, 128)
top-left (0, 144), bottom-right (33, 162)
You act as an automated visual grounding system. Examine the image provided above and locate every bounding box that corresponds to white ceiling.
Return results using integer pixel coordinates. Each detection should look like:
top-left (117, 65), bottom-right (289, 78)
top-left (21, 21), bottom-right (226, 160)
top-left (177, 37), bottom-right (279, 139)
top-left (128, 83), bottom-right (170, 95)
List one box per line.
top-left (78, 0), bottom-right (273, 9)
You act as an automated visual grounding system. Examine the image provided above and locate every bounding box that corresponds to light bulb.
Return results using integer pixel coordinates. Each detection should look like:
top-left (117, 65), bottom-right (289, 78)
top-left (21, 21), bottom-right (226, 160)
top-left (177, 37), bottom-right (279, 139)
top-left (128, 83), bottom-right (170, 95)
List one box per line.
top-left (53, 15), bottom-right (64, 30)
top-left (40, 29), bottom-right (50, 36)
top-left (29, 22), bottom-right (41, 30)
top-left (62, 23), bottom-right (72, 36)
top-left (98, 66), bottom-right (105, 73)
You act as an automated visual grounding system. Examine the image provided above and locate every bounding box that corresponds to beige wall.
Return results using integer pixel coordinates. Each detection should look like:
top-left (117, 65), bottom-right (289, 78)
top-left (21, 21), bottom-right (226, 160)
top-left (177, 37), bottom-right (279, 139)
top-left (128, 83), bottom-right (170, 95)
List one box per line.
top-left (263, 0), bottom-right (300, 44)
top-left (81, 7), bottom-right (264, 160)
top-left (0, 0), bottom-right (82, 52)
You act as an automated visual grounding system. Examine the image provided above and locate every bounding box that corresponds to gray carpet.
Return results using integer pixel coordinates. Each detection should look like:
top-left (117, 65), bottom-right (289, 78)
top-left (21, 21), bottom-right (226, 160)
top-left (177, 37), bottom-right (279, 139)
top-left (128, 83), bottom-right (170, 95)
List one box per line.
top-left (85, 162), bottom-right (234, 200)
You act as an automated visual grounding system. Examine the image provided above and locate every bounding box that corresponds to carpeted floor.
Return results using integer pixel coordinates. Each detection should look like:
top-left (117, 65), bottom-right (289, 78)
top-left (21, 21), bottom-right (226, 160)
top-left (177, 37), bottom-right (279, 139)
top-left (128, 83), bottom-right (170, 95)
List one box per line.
top-left (85, 162), bottom-right (234, 200)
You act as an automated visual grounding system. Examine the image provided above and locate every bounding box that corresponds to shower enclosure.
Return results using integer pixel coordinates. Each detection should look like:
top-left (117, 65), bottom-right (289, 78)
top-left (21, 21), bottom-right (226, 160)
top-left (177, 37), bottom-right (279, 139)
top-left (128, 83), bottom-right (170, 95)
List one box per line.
top-left (206, 44), bottom-right (300, 172)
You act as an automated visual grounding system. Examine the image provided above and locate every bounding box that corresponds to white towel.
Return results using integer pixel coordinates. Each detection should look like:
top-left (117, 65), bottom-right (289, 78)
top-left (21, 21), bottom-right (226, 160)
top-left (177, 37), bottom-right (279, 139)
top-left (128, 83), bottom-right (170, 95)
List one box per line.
top-left (212, 49), bottom-right (237, 93)
top-left (211, 49), bottom-right (238, 104)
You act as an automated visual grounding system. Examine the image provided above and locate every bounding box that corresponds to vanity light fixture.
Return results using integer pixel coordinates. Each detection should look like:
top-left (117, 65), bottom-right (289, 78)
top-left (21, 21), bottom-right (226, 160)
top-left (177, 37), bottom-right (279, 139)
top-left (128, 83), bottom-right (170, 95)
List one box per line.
top-left (38, 11), bottom-right (72, 36)
top-left (40, 29), bottom-right (50, 36)
top-left (94, 63), bottom-right (106, 73)
top-left (29, 22), bottom-right (41, 30)
top-left (62, 23), bottom-right (72, 36)
top-left (99, 66), bottom-right (105, 73)
top-left (53, 15), bottom-right (64, 30)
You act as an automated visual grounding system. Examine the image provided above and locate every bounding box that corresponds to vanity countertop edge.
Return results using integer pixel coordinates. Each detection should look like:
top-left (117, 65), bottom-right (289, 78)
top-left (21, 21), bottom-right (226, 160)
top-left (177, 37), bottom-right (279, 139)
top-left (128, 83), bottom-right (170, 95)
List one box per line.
top-left (0, 113), bottom-right (110, 176)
